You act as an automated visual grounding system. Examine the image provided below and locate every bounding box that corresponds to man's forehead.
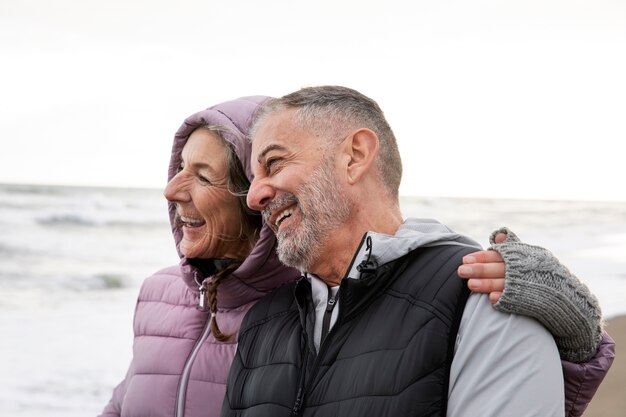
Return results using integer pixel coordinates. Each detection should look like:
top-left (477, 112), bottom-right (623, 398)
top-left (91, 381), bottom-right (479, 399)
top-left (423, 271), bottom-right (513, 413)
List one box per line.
top-left (251, 109), bottom-right (305, 155)
top-left (252, 108), bottom-right (296, 139)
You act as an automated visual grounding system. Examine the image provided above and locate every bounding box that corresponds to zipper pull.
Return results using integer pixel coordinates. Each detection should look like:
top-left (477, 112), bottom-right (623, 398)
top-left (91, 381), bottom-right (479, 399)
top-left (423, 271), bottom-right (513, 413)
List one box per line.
top-left (198, 283), bottom-right (208, 311)
top-left (291, 387), bottom-right (304, 416)
top-left (320, 287), bottom-right (338, 346)
top-left (327, 295), bottom-right (336, 310)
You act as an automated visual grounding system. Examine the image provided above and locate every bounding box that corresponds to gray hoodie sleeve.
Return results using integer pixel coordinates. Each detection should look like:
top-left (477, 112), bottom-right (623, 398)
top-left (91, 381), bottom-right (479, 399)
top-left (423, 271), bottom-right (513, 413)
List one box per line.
top-left (489, 228), bottom-right (603, 363)
top-left (448, 293), bottom-right (564, 417)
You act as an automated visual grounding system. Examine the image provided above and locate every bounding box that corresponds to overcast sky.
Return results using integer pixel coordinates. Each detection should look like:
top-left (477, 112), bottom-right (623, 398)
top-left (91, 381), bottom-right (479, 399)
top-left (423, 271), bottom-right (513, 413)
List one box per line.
top-left (1, 0), bottom-right (624, 201)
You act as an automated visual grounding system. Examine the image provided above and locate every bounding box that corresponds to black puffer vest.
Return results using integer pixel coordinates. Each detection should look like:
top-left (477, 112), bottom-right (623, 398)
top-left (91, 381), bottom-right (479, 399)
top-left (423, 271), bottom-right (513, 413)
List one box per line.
top-left (222, 244), bottom-right (473, 417)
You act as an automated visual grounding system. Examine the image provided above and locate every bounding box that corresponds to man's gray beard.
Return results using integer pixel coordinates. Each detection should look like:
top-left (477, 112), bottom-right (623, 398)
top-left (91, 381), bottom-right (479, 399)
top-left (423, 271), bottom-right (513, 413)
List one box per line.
top-left (275, 156), bottom-right (352, 272)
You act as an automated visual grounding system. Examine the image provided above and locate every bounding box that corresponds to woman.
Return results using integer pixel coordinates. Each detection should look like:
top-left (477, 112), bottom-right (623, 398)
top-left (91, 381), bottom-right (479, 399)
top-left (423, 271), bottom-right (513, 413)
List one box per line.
top-left (99, 96), bottom-right (612, 417)
top-left (99, 97), bottom-right (298, 417)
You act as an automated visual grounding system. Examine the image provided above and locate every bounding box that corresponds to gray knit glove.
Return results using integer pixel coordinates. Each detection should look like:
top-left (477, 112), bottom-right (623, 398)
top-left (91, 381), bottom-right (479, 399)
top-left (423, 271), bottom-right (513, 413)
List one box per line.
top-left (490, 227), bottom-right (603, 363)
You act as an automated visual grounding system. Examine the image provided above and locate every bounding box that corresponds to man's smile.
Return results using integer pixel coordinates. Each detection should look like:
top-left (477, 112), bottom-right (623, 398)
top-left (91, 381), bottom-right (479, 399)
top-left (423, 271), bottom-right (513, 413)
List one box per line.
top-left (274, 206), bottom-right (295, 229)
top-left (266, 203), bottom-right (298, 233)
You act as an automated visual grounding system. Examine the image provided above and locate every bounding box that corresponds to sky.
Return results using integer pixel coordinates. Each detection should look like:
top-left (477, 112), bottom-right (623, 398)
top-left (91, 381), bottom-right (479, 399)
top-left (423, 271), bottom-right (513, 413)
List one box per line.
top-left (1, 0), bottom-right (625, 201)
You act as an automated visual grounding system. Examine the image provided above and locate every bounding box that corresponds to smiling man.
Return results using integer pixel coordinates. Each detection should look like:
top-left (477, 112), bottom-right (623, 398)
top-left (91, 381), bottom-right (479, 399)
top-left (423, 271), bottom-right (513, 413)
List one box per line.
top-left (256, 111), bottom-right (361, 281)
top-left (220, 86), bottom-right (604, 417)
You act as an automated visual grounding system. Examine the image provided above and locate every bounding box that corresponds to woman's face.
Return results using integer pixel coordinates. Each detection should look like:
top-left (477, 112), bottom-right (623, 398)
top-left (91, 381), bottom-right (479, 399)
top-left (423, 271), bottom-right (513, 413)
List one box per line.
top-left (164, 128), bottom-right (251, 260)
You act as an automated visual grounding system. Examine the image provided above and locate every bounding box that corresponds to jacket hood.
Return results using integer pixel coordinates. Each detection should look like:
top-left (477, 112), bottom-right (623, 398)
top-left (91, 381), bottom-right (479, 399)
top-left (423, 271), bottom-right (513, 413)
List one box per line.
top-left (168, 96), bottom-right (300, 308)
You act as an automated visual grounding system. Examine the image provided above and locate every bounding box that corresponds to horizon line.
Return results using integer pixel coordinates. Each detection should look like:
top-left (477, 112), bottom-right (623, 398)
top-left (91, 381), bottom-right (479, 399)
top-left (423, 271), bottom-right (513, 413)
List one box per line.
top-left (2, 181), bottom-right (625, 204)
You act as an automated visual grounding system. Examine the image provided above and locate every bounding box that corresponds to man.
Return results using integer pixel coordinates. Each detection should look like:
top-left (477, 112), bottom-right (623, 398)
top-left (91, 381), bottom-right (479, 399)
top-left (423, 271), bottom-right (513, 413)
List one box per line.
top-left (221, 86), bottom-right (605, 416)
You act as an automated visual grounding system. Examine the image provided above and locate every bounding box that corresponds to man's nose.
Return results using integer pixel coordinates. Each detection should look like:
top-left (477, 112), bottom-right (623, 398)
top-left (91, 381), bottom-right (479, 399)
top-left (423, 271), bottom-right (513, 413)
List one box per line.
top-left (247, 177), bottom-right (275, 211)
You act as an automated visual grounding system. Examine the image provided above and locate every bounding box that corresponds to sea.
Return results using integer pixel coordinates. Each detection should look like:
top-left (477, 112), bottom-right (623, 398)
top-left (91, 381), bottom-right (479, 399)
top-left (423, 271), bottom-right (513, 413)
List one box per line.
top-left (1, 183), bottom-right (625, 417)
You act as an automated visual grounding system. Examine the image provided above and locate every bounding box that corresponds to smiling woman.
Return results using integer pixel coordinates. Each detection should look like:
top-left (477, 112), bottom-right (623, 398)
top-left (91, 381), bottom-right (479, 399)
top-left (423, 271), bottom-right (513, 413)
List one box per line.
top-left (98, 97), bottom-right (301, 417)
top-left (163, 125), bottom-right (263, 341)
top-left (164, 127), bottom-right (258, 261)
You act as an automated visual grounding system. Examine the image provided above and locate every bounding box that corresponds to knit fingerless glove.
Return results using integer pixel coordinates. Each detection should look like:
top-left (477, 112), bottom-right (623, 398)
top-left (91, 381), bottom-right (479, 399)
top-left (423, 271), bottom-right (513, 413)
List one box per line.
top-left (489, 227), bottom-right (603, 363)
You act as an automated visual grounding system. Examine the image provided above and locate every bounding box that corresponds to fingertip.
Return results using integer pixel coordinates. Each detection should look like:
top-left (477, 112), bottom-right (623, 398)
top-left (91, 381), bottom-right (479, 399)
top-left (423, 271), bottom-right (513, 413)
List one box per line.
top-left (467, 279), bottom-right (481, 290)
top-left (462, 255), bottom-right (477, 264)
top-left (494, 233), bottom-right (507, 244)
top-left (458, 265), bottom-right (473, 277)
top-left (489, 292), bottom-right (503, 304)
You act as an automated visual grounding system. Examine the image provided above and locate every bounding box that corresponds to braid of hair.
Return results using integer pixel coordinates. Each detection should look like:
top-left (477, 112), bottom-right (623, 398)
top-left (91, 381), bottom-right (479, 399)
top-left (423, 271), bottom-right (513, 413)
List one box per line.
top-left (207, 262), bottom-right (239, 342)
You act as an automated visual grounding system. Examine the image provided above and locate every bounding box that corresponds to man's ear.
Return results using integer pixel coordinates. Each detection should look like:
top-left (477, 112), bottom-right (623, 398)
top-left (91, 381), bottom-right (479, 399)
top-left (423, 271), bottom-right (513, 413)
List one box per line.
top-left (343, 128), bottom-right (379, 185)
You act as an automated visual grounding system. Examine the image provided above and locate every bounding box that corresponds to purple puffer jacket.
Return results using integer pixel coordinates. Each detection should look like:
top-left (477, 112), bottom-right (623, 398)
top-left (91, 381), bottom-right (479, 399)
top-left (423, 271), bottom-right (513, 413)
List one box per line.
top-left (564, 331), bottom-right (615, 417)
top-left (98, 97), bottom-right (300, 417)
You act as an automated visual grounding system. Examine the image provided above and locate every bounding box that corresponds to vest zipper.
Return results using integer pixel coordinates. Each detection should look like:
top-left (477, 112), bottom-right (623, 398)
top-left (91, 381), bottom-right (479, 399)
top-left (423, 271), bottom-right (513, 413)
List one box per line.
top-left (175, 282), bottom-right (212, 417)
top-left (291, 343), bottom-right (310, 416)
top-left (291, 387), bottom-right (304, 417)
top-left (297, 322), bottom-right (339, 415)
top-left (320, 286), bottom-right (338, 345)
top-left (293, 287), bottom-right (341, 416)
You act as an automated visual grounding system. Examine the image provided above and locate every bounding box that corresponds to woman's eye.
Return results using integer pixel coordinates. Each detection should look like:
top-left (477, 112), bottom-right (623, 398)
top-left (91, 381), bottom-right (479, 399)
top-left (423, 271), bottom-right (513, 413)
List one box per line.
top-left (198, 174), bottom-right (212, 185)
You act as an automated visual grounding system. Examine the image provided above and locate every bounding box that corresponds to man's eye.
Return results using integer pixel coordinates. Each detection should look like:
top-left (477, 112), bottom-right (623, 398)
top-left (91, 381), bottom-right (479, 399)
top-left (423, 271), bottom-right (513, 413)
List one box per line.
top-left (266, 158), bottom-right (279, 173)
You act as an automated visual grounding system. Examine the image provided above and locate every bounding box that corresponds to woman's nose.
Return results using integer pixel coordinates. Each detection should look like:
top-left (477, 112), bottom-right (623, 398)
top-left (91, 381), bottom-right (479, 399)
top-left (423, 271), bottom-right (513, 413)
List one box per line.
top-left (163, 171), bottom-right (190, 203)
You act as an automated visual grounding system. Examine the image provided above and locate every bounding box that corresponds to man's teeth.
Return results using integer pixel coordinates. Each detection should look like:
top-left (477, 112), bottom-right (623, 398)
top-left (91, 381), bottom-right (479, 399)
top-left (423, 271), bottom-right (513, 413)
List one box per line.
top-left (275, 208), bottom-right (294, 227)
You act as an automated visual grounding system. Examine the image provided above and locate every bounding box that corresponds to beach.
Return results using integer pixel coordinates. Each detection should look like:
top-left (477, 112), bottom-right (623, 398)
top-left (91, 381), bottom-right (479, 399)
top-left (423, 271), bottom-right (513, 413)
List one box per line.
top-left (584, 315), bottom-right (625, 417)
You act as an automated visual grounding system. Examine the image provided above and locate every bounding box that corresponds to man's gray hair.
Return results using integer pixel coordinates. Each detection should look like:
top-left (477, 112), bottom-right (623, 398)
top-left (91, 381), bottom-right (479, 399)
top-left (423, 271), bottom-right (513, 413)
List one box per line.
top-left (252, 86), bottom-right (403, 199)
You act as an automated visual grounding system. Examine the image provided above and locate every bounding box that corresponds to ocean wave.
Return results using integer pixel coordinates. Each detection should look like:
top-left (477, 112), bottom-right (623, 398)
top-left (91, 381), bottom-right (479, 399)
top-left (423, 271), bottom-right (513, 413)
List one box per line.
top-left (35, 214), bottom-right (169, 228)
top-left (2, 183), bottom-right (168, 226)
top-left (0, 271), bottom-right (129, 292)
top-left (105, 220), bottom-right (170, 228)
top-left (57, 272), bottom-right (130, 291)
top-left (0, 242), bottom-right (42, 260)
top-left (36, 214), bottom-right (99, 227)
top-left (92, 273), bottom-right (127, 289)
